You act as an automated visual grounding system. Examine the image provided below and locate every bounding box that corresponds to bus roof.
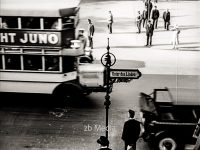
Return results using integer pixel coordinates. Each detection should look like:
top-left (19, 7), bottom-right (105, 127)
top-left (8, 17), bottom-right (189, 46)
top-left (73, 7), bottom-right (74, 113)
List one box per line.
top-left (0, 0), bottom-right (81, 17)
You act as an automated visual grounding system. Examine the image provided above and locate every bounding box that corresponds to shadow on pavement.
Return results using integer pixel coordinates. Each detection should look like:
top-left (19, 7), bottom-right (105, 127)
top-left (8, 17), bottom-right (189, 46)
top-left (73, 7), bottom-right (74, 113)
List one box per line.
top-left (0, 92), bottom-right (101, 112)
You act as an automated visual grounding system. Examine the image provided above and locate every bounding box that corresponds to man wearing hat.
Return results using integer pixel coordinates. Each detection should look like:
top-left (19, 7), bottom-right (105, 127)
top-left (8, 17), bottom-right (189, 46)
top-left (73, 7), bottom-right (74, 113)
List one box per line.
top-left (97, 136), bottom-right (112, 150)
top-left (87, 19), bottom-right (95, 49)
top-left (122, 109), bottom-right (141, 150)
top-left (145, 19), bottom-right (154, 46)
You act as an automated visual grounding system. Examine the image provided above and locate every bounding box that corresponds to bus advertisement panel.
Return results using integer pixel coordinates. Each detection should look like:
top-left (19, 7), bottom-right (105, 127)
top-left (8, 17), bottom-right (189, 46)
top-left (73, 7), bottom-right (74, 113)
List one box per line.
top-left (0, 30), bottom-right (61, 47)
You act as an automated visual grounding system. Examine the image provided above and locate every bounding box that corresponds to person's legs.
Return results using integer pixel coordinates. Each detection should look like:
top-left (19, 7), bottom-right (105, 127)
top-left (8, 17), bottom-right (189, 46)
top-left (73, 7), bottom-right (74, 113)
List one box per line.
top-left (90, 37), bottom-right (93, 49)
top-left (137, 22), bottom-right (140, 33)
top-left (110, 23), bottom-right (112, 33)
top-left (139, 22), bottom-right (141, 33)
top-left (146, 35), bottom-right (149, 46)
top-left (166, 22), bottom-right (169, 30)
top-left (143, 19), bottom-right (145, 28)
top-left (149, 35), bottom-right (152, 45)
top-left (153, 19), bottom-right (155, 28)
top-left (108, 23), bottom-right (112, 33)
top-left (155, 19), bottom-right (158, 29)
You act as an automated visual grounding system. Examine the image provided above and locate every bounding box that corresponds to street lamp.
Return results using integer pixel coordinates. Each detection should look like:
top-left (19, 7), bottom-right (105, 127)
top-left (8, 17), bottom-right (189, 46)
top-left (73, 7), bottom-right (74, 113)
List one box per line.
top-left (101, 38), bottom-right (116, 139)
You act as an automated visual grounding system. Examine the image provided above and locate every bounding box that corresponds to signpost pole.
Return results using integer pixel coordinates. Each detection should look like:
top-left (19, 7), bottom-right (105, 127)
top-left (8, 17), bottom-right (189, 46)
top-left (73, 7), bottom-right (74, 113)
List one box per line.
top-left (105, 38), bottom-right (111, 139)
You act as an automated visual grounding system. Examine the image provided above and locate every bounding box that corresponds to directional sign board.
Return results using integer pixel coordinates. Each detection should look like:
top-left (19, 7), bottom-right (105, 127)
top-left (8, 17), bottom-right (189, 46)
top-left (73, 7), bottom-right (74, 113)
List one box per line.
top-left (110, 69), bottom-right (142, 79)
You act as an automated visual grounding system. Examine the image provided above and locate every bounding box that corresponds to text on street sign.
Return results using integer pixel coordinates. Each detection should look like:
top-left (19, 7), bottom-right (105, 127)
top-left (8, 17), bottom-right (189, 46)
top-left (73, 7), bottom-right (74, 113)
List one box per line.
top-left (110, 69), bottom-right (141, 79)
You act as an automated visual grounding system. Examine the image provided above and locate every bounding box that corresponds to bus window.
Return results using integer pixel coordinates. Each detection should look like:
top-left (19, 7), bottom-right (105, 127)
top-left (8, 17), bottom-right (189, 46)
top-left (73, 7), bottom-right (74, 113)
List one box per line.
top-left (21, 17), bottom-right (40, 29)
top-left (62, 56), bottom-right (77, 72)
top-left (44, 18), bottom-right (59, 29)
top-left (24, 55), bottom-right (42, 70)
top-left (1, 17), bottom-right (18, 29)
top-left (45, 56), bottom-right (59, 71)
top-left (5, 54), bottom-right (21, 70)
top-left (0, 55), bottom-right (2, 69)
top-left (62, 17), bottom-right (74, 29)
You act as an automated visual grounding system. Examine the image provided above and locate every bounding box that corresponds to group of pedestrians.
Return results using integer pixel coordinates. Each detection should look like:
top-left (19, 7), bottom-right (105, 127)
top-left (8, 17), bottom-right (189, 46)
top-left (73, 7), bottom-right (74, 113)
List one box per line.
top-left (135, 0), bottom-right (180, 49)
top-left (77, 11), bottom-right (113, 50)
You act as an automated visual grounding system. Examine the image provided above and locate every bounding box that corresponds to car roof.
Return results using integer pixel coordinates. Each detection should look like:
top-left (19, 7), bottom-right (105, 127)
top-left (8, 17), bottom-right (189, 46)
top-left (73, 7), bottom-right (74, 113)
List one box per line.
top-left (0, 0), bottom-right (81, 17)
top-left (156, 88), bottom-right (200, 106)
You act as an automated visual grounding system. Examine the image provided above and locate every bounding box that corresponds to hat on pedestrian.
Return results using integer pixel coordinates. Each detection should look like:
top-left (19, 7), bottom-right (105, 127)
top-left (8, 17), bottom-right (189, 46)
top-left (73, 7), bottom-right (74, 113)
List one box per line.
top-left (128, 109), bottom-right (135, 118)
top-left (97, 136), bottom-right (109, 146)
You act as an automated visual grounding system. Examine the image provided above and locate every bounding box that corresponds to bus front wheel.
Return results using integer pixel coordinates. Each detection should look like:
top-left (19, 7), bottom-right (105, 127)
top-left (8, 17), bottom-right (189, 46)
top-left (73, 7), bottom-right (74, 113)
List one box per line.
top-left (53, 83), bottom-right (83, 105)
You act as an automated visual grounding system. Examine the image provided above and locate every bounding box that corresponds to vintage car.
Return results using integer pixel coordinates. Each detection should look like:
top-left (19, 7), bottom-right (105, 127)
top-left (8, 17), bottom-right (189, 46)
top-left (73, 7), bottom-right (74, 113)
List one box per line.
top-left (139, 88), bottom-right (200, 150)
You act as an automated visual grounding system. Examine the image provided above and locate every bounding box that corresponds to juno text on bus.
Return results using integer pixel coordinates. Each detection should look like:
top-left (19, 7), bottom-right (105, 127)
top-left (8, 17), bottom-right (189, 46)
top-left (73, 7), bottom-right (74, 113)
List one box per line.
top-left (0, 0), bottom-right (108, 101)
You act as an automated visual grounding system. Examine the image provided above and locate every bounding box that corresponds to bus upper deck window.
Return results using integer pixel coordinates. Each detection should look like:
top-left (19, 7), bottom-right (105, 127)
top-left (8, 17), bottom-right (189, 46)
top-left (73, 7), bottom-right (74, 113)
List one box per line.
top-left (22, 17), bottom-right (40, 29)
top-left (0, 17), bottom-right (18, 29)
top-left (62, 17), bottom-right (74, 29)
top-left (44, 18), bottom-right (59, 29)
top-left (5, 55), bottom-right (21, 70)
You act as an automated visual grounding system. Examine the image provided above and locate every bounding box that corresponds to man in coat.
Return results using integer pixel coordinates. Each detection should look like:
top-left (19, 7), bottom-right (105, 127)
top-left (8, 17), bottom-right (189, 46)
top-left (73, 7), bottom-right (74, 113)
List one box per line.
top-left (146, 20), bottom-right (154, 46)
top-left (77, 28), bottom-right (87, 50)
top-left (163, 9), bottom-right (170, 30)
top-left (87, 19), bottom-right (95, 49)
top-left (107, 11), bottom-right (113, 34)
top-left (145, 0), bottom-right (153, 19)
top-left (136, 11), bottom-right (142, 33)
top-left (151, 5), bottom-right (160, 29)
top-left (122, 109), bottom-right (141, 150)
top-left (142, 6), bottom-right (148, 28)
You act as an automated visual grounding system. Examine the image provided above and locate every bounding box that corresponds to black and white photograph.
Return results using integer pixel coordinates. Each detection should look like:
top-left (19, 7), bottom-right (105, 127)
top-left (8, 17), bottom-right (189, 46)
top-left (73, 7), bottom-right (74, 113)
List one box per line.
top-left (0, 0), bottom-right (200, 149)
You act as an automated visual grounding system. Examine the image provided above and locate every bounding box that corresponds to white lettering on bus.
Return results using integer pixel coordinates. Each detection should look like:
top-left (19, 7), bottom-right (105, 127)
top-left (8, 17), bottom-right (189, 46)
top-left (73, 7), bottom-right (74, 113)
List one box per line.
top-left (20, 33), bottom-right (28, 43)
top-left (48, 34), bottom-right (59, 44)
top-left (0, 33), bottom-right (16, 43)
top-left (38, 34), bottom-right (47, 44)
top-left (29, 34), bottom-right (37, 43)
top-left (19, 33), bottom-right (59, 44)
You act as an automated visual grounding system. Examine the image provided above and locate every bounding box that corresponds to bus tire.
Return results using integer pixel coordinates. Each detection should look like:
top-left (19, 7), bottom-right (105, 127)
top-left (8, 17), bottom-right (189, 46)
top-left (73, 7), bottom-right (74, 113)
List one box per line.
top-left (53, 82), bottom-right (83, 105)
top-left (155, 133), bottom-right (181, 150)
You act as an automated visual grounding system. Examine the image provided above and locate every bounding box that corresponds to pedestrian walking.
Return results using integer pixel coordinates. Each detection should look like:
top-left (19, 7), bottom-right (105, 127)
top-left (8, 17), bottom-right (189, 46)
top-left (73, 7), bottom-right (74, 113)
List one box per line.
top-left (97, 136), bottom-right (112, 150)
top-left (87, 19), bottom-right (95, 49)
top-left (136, 11), bottom-right (142, 33)
top-left (145, 0), bottom-right (153, 19)
top-left (171, 24), bottom-right (180, 49)
top-left (77, 28), bottom-right (87, 50)
top-left (145, 20), bottom-right (154, 46)
top-left (163, 9), bottom-right (170, 30)
top-left (122, 109), bottom-right (141, 150)
top-left (107, 11), bottom-right (113, 34)
top-left (142, 6), bottom-right (148, 28)
top-left (151, 5), bottom-right (160, 29)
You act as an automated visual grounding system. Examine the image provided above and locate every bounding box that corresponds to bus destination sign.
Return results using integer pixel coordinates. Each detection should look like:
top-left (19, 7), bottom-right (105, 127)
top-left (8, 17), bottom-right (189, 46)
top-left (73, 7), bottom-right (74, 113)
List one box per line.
top-left (110, 69), bottom-right (142, 79)
top-left (0, 30), bottom-right (61, 47)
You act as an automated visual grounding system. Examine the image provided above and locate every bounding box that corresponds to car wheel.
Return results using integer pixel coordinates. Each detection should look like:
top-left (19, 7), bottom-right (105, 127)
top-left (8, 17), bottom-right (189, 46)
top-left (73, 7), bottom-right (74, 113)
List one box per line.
top-left (158, 137), bottom-right (177, 150)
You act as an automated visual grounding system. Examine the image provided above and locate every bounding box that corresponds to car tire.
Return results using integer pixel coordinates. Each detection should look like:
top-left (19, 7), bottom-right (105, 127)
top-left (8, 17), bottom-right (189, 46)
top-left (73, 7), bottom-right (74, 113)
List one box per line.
top-left (155, 134), bottom-right (181, 150)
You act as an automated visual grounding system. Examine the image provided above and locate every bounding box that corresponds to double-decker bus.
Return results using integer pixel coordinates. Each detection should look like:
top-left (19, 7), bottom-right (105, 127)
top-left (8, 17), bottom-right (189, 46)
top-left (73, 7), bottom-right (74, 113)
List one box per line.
top-left (0, 0), bottom-right (107, 100)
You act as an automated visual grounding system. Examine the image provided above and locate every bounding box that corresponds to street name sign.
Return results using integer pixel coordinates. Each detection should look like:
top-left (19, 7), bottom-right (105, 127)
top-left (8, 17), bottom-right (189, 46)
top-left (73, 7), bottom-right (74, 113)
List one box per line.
top-left (110, 69), bottom-right (142, 79)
